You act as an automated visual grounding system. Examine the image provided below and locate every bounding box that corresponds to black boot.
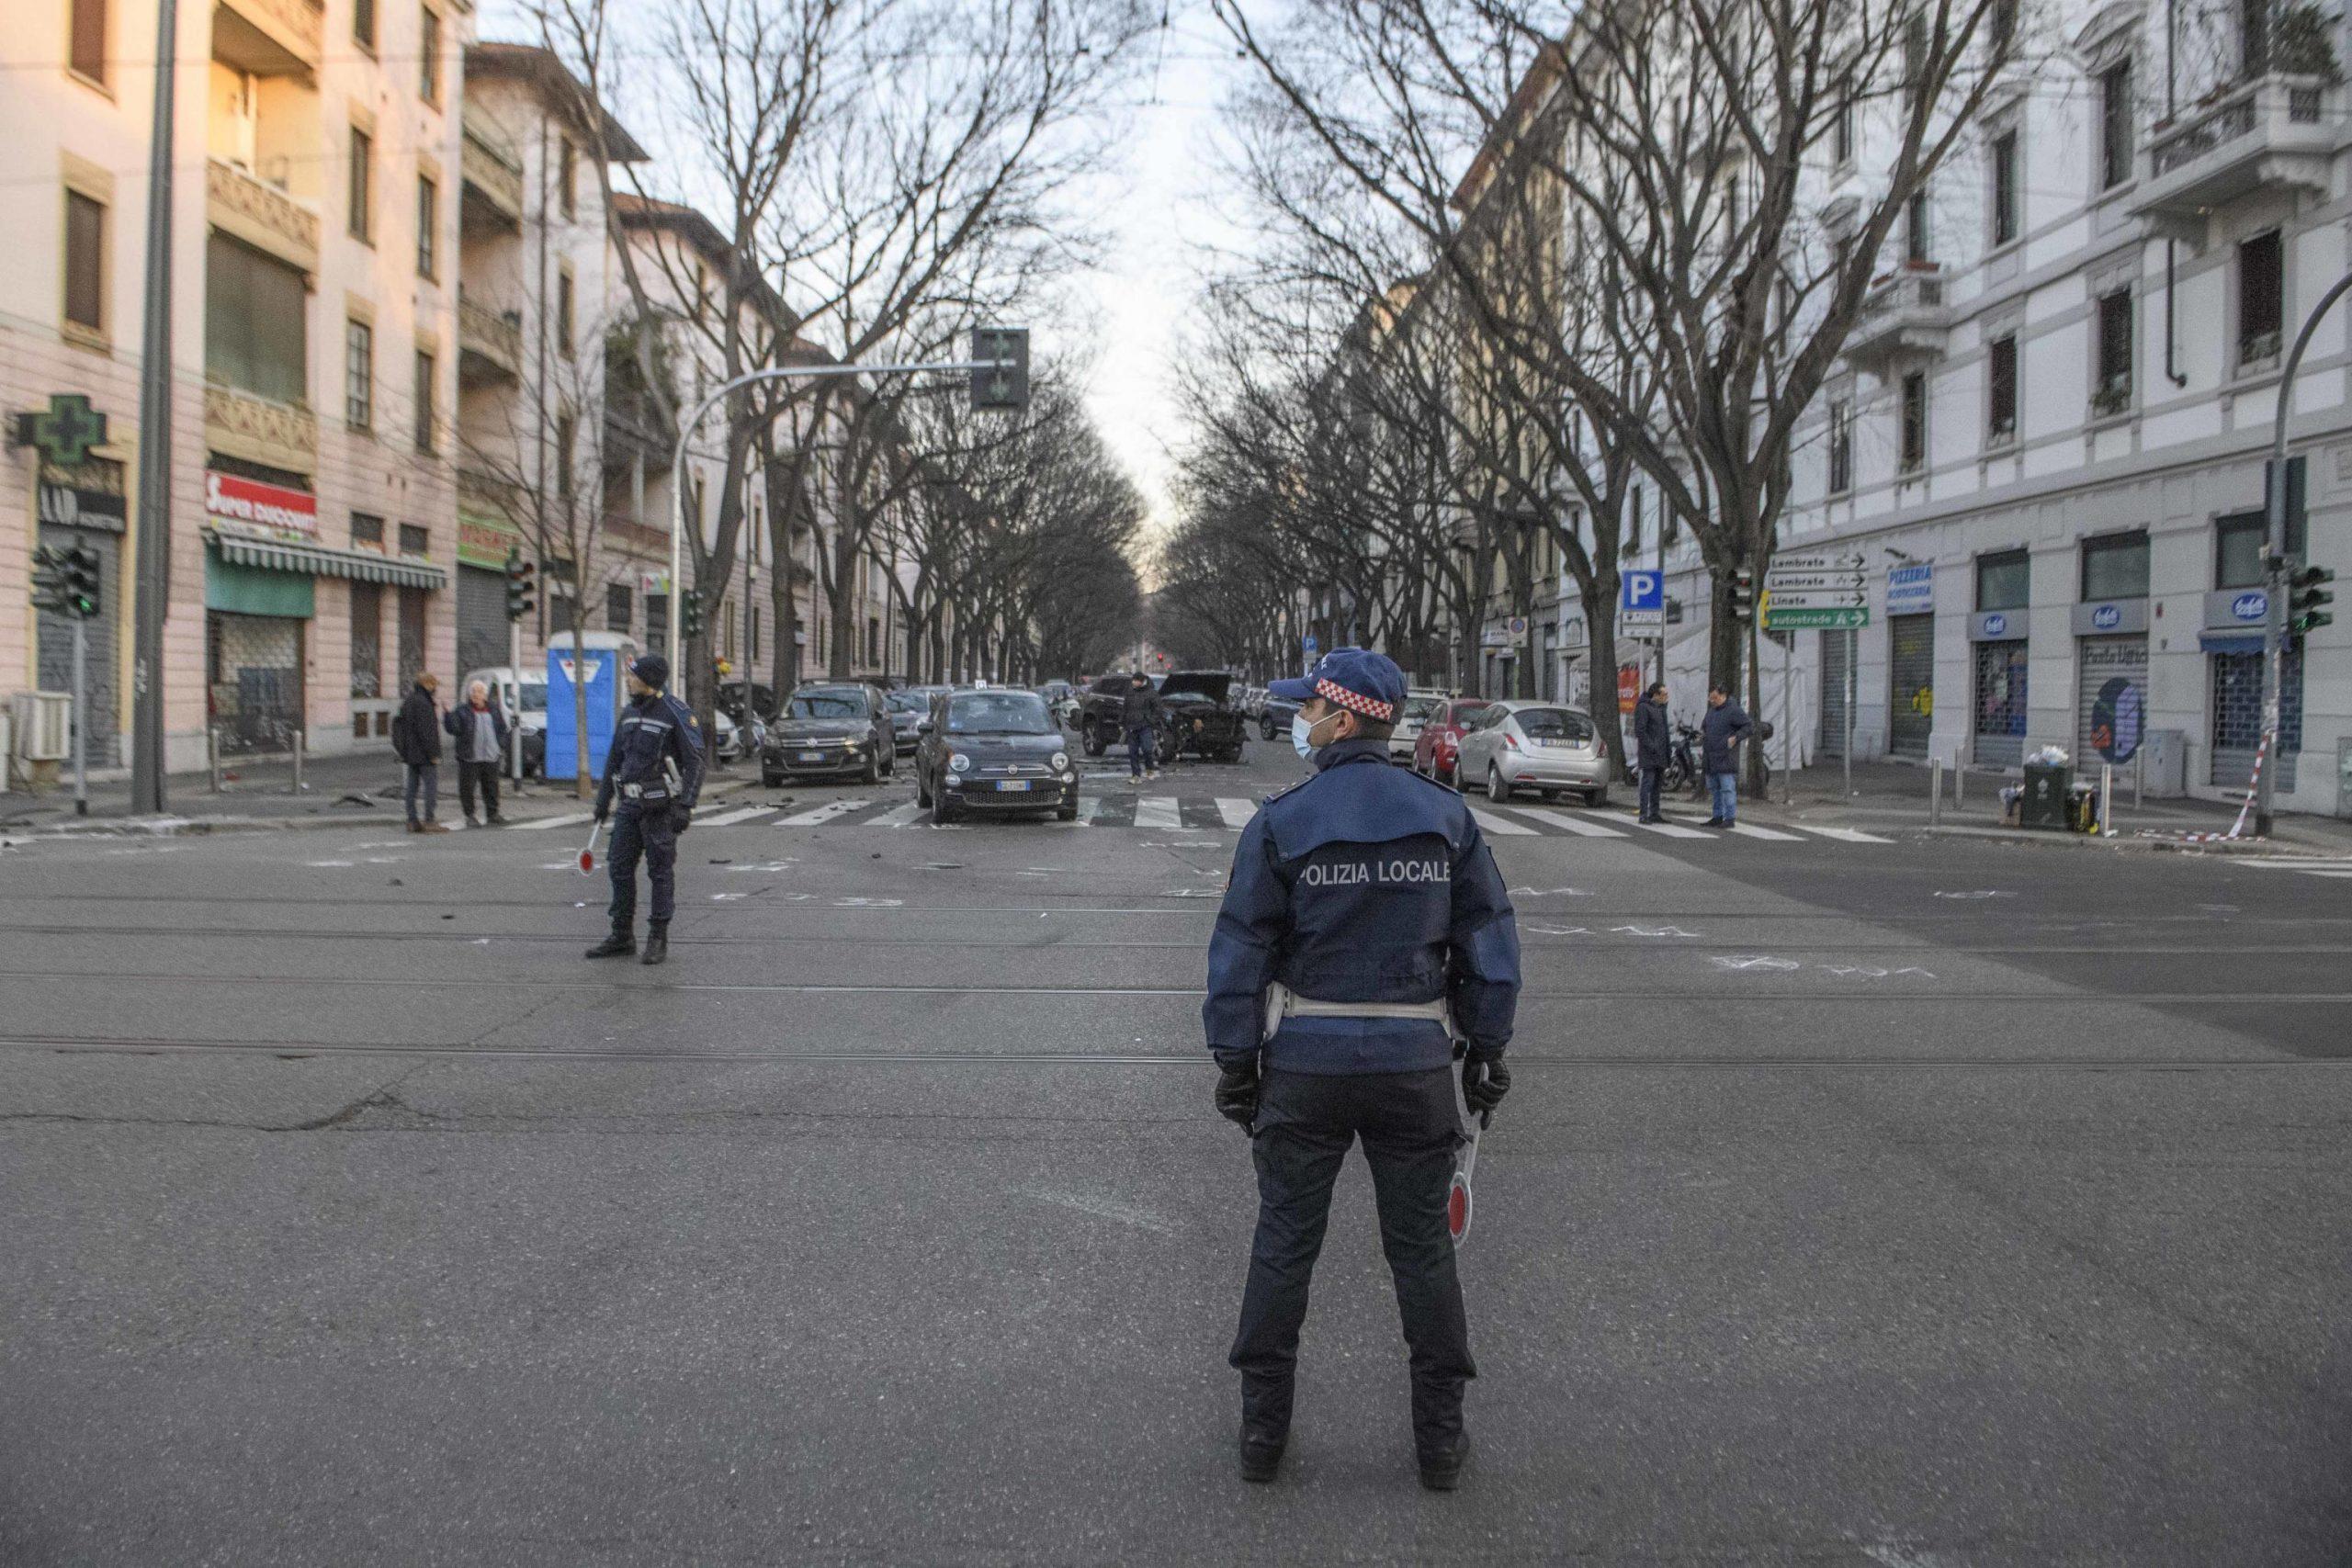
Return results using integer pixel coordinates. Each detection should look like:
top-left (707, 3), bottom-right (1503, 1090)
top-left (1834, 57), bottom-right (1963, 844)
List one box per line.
top-left (1238, 1427), bottom-right (1285, 1484)
top-left (584, 929), bottom-right (636, 959)
top-left (640, 926), bottom-right (669, 965)
top-left (1418, 1430), bottom-right (1471, 1492)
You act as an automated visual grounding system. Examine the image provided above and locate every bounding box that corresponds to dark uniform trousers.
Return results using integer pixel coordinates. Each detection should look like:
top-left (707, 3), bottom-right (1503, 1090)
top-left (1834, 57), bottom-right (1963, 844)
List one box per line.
top-left (1230, 1066), bottom-right (1476, 1450)
top-left (606, 800), bottom-right (679, 929)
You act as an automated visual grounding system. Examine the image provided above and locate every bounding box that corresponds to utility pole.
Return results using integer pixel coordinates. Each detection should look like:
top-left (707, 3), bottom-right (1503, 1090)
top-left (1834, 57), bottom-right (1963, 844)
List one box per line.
top-left (130, 0), bottom-right (180, 814)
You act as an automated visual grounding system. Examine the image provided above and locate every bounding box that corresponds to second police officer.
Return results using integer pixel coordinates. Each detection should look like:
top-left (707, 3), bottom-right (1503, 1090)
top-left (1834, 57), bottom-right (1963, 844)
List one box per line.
top-left (585, 653), bottom-right (705, 967)
top-left (1204, 648), bottom-right (1521, 1492)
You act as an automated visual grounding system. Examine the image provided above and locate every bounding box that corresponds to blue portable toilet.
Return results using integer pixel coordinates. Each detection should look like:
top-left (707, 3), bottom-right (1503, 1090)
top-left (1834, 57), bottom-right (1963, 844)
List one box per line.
top-left (545, 644), bottom-right (618, 781)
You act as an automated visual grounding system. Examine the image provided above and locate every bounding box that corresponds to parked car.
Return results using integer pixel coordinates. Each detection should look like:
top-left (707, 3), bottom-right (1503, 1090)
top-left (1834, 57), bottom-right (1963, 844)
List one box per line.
top-left (914, 687), bottom-right (1080, 825)
top-left (884, 689), bottom-right (929, 755)
top-left (1388, 690), bottom-right (1450, 764)
top-left (761, 682), bottom-right (895, 785)
top-left (1411, 696), bottom-right (1496, 785)
top-left (1453, 701), bottom-right (1611, 806)
top-left (1258, 689), bottom-right (1302, 741)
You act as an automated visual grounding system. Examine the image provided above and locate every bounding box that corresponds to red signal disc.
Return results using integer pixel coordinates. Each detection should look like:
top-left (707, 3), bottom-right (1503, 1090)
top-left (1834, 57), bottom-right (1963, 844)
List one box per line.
top-left (1447, 1173), bottom-right (1472, 1243)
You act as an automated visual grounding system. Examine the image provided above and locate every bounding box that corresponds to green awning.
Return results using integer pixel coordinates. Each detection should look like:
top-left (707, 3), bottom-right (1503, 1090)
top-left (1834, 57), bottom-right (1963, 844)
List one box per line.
top-left (206, 529), bottom-right (447, 591)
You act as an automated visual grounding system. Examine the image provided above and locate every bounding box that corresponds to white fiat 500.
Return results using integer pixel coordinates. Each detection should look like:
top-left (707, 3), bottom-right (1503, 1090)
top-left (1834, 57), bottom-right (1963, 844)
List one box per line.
top-left (1453, 701), bottom-right (1611, 807)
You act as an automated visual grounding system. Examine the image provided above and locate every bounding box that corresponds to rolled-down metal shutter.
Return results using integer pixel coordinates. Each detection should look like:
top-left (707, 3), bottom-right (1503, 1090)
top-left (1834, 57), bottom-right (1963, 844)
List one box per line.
top-left (1819, 629), bottom-right (1850, 758)
top-left (2211, 647), bottom-right (2301, 792)
top-left (2075, 635), bottom-right (2148, 767)
top-left (1973, 640), bottom-right (2027, 769)
top-left (457, 564), bottom-right (508, 682)
top-left (1887, 614), bottom-right (1934, 760)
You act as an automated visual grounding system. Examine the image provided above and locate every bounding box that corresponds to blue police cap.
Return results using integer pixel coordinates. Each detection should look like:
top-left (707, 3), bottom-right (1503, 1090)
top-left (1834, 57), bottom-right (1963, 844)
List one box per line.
top-left (1267, 647), bottom-right (1407, 723)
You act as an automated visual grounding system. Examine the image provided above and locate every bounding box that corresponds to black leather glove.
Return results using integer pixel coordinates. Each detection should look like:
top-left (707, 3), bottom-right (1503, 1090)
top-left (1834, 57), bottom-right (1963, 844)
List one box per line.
top-left (1463, 1055), bottom-right (1510, 1117)
top-left (1213, 1051), bottom-right (1260, 1131)
top-left (670, 803), bottom-right (693, 834)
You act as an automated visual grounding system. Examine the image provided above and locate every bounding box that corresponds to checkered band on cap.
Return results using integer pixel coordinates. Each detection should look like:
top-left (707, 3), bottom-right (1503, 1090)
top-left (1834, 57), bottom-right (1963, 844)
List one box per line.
top-left (1315, 676), bottom-right (1394, 722)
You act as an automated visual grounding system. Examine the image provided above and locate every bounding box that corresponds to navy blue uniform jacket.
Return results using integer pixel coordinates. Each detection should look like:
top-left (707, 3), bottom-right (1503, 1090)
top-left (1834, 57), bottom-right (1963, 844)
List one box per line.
top-left (1204, 739), bottom-right (1521, 1074)
top-left (594, 693), bottom-right (707, 818)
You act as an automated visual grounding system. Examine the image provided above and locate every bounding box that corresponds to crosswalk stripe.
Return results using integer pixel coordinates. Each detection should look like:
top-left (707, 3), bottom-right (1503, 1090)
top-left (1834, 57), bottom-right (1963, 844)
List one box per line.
top-left (2240, 859), bottom-right (2352, 869)
top-left (776, 799), bottom-right (872, 827)
top-left (866, 803), bottom-right (924, 828)
top-left (1502, 806), bottom-right (1627, 838)
top-left (1467, 807), bottom-right (1538, 836)
top-left (1797, 826), bottom-right (1894, 843)
top-left (1134, 796), bottom-right (1183, 830)
top-left (2303, 868), bottom-right (2352, 879)
top-left (513, 811), bottom-right (596, 831)
top-left (1726, 822), bottom-right (1804, 841)
top-left (697, 805), bottom-right (775, 827)
top-left (1628, 818), bottom-right (1710, 840)
top-left (1216, 797), bottom-right (1258, 829)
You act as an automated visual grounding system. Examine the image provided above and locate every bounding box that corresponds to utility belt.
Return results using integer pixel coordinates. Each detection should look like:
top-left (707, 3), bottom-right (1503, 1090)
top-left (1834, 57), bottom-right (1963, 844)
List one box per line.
top-left (1263, 981), bottom-right (1455, 1043)
top-left (619, 783), bottom-right (673, 803)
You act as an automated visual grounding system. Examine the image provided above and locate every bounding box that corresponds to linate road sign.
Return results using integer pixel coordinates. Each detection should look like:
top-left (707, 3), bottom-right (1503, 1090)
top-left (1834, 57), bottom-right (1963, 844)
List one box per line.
top-left (1764, 604), bottom-right (1870, 630)
top-left (1761, 589), bottom-right (1869, 609)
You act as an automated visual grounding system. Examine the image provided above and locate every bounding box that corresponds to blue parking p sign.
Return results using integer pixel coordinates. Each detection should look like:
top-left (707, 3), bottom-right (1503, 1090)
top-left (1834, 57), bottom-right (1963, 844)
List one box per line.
top-left (1302, 635), bottom-right (1317, 654)
top-left (1621, 570), bottom-right (1664, 614)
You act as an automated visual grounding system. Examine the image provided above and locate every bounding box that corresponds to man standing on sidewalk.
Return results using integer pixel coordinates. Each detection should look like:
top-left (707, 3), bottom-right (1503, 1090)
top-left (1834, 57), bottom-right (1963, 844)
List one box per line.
top-left (1634, 681), bottom-right (1670, 824)
top-left (1123, 671), bottom-right (1164, 783)
top-left (585, 654), bottom-right (705, 967)
top-left (1700, 683), bottom-right (1755, 829)
top-left (444, 680), bottom-right (511, 827)
top-left (391, 671), bottom-right (448, 834)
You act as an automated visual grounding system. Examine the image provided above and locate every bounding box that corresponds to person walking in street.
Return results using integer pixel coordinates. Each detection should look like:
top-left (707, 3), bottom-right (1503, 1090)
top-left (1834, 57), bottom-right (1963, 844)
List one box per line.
top-left (1634, 681), bottom-right (1670, 824)
top-left (391, 671), bottom-right (448, 834)
top-left (1700, 683), bottom-right (1755, 828)
top-left (444, 679), bottom-right (512, 827)
top-left (1123, 671), bottom-right (1164, 782)
top-left (584, 654), bottom-right (705, 966)
top-left (1204, 647), bottom-right (1521, 1492)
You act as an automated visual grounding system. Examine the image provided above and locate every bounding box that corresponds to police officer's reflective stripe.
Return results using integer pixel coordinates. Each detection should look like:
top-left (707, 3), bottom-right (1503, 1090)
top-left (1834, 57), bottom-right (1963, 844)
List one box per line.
top-left (1262, 981), bottom-right (1453, 1042)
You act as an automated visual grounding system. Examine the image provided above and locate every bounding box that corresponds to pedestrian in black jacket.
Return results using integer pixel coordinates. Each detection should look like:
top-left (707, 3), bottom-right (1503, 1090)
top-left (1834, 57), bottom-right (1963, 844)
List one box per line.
top-left (390, 672), bottom-right (447, 833)
top-left (1700, 686), bottom-right (1755, 828)
top-left (443, 679), bottom-right (512, 826)
top-left (1122, 673), bottom-right (1165, 782)
top-left (1633, 683), bottom-right (1671, 823)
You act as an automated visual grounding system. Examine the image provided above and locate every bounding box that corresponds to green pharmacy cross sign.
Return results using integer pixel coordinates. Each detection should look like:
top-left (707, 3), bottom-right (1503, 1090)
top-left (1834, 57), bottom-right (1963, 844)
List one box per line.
top-left (11, 393), bottom-right (109, 468)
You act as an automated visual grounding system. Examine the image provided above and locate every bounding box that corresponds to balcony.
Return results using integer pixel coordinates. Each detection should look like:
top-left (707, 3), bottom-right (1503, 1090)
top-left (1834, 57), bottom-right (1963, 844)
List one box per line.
top-left (205, 383), bottom-right (318, 474)
top-left (458, 289), bottom-right (523, 387)
top-left (2131, 74), bottom-right (2335, 242)
top-left (206, 157), bottom-right (320, 274)
top-left (1843, 266), bottom-right (1951, 371)
top-left (458, 466), bottom-right (525, 522)
top-left (214, 0), bottom-right (324, 75)
top-left (461, 111), bottom-right (526, 231)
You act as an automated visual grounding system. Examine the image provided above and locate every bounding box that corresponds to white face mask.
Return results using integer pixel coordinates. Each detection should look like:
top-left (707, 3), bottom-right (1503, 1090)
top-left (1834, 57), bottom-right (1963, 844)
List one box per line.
top-left (1292, 709), bottom-right (1340, 761)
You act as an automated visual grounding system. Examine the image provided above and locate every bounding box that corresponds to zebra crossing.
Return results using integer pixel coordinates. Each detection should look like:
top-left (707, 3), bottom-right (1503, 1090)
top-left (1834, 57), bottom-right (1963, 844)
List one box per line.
top-left (2236, 856), bottom-right (2352, 882)
top-left (650, 792), bottom-right (1895, 843)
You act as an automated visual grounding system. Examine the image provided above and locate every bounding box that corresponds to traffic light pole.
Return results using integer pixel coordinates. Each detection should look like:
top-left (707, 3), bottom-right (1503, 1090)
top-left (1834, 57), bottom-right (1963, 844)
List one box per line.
top-left (71, 615), bottom-right (89, 817)
top-left (2256, 267), bottom-right (2352, 837)
top-left (130, 0), bottom-right (179, 815)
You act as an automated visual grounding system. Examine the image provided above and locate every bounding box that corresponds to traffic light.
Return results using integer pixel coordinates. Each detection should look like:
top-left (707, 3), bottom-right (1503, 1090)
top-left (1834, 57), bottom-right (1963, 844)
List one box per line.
top-left (1729, 567), bottom-right (1756, 622)
top-left (970, 327), bottom-right (1030, 412)
top-left (503, 549), bottom-right (536, 621)
top-left (681, 592), bottom-right (704, 640)
top-left (2289, 562), bottom-right (2335, 637)
top-left (59, 542), bottom-right (99, 617)
top-left (29, 544), bottom-right (70, 615)
top-left (1666, 595), bottom-right (1686, 625)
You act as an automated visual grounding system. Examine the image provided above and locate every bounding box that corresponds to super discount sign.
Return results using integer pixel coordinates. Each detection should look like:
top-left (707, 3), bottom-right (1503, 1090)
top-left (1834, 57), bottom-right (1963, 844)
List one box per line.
top-left (204, 470), bottom-right (317, 536)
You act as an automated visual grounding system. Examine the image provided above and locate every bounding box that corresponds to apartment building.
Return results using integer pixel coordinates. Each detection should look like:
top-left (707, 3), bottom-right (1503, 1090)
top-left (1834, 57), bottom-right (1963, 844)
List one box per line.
top-left (3, 0), bottom-right (472, 773)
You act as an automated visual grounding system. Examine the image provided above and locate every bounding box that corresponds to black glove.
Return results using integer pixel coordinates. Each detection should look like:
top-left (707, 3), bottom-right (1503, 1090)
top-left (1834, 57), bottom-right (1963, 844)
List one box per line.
top-left (1463, 1055), bottom-right (1510, 1117)
top-left (1213, 1051), bottom-right (1260, 1131)
top-left (670, 802), bottom-right (693, 834)
top-left (594, 804), bottom-right (610, 825)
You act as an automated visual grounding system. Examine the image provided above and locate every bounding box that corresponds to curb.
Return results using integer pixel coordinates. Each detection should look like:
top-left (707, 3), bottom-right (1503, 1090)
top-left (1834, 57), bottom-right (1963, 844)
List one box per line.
top-left (5, 775), bottom-right (753, 839)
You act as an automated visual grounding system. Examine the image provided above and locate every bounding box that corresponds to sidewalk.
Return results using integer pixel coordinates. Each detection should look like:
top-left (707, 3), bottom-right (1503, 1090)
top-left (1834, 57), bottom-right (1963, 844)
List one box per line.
top-left (1734, 757), bottom-right (2352, 855)
top-left (0, 749), bottom-right (753, 836)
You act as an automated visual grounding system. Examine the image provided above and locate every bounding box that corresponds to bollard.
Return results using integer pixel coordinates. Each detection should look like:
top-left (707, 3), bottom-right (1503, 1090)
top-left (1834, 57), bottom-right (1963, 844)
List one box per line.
top-left (208, 727), bottom-right (222, 794)
top-left (2134, 746), bottom-right (2144, 809)
top-left (2100, 762), bottom-right (2115, 837)
top-left (291, 728), bottom-right (304, 795)
top-left (1929, 757), bottom-right (1943, 829)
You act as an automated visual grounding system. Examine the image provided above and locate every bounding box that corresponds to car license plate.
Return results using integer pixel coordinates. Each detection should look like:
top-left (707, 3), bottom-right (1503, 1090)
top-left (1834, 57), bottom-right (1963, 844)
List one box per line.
top-left (797, 751), bottom-right (824, 762)
top-left (997, 780), bottom-right (1034, 792)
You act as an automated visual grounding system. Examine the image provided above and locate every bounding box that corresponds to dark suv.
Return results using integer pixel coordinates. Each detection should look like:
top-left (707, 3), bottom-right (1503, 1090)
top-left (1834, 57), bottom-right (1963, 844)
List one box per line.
top-left (761, 682), bottom-right (895, 785)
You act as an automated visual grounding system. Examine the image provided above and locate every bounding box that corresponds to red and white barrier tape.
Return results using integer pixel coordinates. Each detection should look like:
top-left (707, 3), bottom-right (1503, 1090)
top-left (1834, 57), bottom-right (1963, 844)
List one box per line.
top-left (2146, 728), bottom-right (2268, 843)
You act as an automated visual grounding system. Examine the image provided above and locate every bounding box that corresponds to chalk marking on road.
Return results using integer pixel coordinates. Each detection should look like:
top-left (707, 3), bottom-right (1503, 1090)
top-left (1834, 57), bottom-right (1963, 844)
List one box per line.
top-left (830, 897), bottom-right (903, 908)
top-left (1159, 888), bottom-right (1219, 898)
top-left (722, 860), bottom-right (799, 873)
top-left (1017, 1188), bottom-right (1177, 1235)
top-left (710, 892), bottom-right (751, 901)
top-left (1134, 796), bottom-right (1182, 830)
top-left (1712, 955), bottom-right (1803, 971)
top-left (695, 805), bottom-right (775, 828)
top-left (1861, 1546), bottom-right (1956, 1568)
top-left (1798, 825), bottom-right (1894, 843)
top-left (865, 803), bottom-right (925, 829)
top-left (1524, 924), bottom-right (1593, 935)
top-left (1628, 818), bottom-right (1710, 840)
top-left (1934, 890), bottom-right (2015, 900)
top-left (776, 799), bottom-right (872, 827)
top-left (1467, 807), bottom-right (1537, 836)
top-left (512, 812), bottom-right (596, 831)
top-left (1725, 822), bottom-right (1804, 841)
top-left (1216, 797), bottom-right (1258, 829)
top-left (305, 860), bottom-right (356, 867)
top-left (1510, 886), bottom-right (1593, 897)
top-left (1504, 807), bottom-right (1628, 838)
top-left (1612, 925), bottom-right (1699, 938)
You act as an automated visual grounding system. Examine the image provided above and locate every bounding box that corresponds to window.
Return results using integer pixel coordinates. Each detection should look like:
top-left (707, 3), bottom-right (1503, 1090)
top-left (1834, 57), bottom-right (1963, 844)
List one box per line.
top-left (1833, 79), bottom-right (1855, 164)
top-left (1827, 397), bottom-right (1853, 493)
top-left (350, 581), bottom-right (382, 700)
top-left (2242, 0), bottom-right (2270, 75)
top-left (2216, 515), bottom-right (2267, 589)
top-left (558, 139), bottom-right (577, 220)
top-left (2239, 230), bottom-right (2283, 365)
top-left (2098, 60), bottom-right (2133, 189)
top-left (1990, 130), bottom-right (2019, 245)
top-left (419, 6), bottom-right (442, 103)
top-left (398, 586), bottom-right (427, 686)
top-left (63, 189), bottom-right (106, 335)
top-left (348, 125), bottom-right (373, 242)
top-left (1905, 187), bottom-right (1931, 264)
top-left (398, 524), bottom-right (430, 558)
top-left (866, 616), bottom-right (880, 666)
top-left (345, 319), bottom-right (373, 431)
top-left (1989, 0), bottom-right (2018, 59)
top-left (70, 0), bottom-right (106, 85)
top-left (413, 347), bottom-right (435, 453)
top-left (750, 605), bottom-right (762, 662)
top-left (606, 583), bottom-right (632, 633)
top-left (354, 0), bottom-right (376, 51)
top-left (1987, 333), bottom-right (2018, 442)
top-left (415, 175), bottom-right (436, 278)
top-left (1899, 370), bottom-right (1928, 472)
top-left (2095, 288), bottom-right (2133, 407)
top-left (2082, 533), bottom-right (2150, 599)
top-left (204, 234), bottom-right (307, 403)
top-left (1904, 10), bottom-right (1929, 108)
top-left (1976, 548), bottom-right (2030, 610)
top-left (351, 513), bottom-right (385, 550)
top-left (557, 270), bottom-right (574, 357)
top-left (555, 412), bottom-right (575, 502)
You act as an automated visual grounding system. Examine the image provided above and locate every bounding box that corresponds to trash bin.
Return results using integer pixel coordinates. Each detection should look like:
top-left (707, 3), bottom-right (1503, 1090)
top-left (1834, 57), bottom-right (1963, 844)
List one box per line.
top-left (2021, 761), bottom-right (2071, 829)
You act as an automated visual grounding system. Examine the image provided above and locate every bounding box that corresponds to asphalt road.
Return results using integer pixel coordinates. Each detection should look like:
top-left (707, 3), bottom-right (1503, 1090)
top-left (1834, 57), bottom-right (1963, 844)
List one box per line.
top-left (4, 736), bottom-right (2349, 1565)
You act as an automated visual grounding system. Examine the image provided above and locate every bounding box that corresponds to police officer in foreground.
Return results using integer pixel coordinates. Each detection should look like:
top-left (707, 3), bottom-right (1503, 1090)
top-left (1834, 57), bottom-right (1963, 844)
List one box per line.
top-left (1204, 648), bottom-right (1521, 1491)
top-left (585, 654), bottom-right (705, 966)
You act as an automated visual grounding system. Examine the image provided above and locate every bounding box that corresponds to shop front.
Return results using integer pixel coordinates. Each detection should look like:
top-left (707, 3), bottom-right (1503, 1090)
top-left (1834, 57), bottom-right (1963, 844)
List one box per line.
top-left (1968, 610), bottom-right (2029, 769)
top-left (33, 453), bottom-right (128, 767)
top-left (2201, 586), bottom-right (2301, 791)
top-left (1885, 562), bottom-right (1935, 760)
top-left (457, 513), bottom-right (523, 681)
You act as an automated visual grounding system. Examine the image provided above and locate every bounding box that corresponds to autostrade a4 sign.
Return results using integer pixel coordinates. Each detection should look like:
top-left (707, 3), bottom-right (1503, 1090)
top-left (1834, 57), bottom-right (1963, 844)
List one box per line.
top-left (1763, 603), bottom-right (1869, 630)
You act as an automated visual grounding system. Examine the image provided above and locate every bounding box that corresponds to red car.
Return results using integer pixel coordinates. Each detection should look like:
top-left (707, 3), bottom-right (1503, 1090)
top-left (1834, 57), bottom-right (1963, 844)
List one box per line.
top-left (1411, 697), bottom-right (1495, 786)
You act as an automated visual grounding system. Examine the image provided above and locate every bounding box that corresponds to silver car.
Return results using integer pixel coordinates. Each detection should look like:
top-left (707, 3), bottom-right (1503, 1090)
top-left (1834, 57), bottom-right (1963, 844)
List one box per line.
top-left (1388, 690), bottom-right (1449, 764)
top-left (1454, 701), bottom-right (1611, 806)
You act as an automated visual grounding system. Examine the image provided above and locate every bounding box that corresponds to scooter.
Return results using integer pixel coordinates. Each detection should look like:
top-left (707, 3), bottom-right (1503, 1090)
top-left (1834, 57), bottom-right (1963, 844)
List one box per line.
top-left (1662, 721), bottom-right (1704, 796)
